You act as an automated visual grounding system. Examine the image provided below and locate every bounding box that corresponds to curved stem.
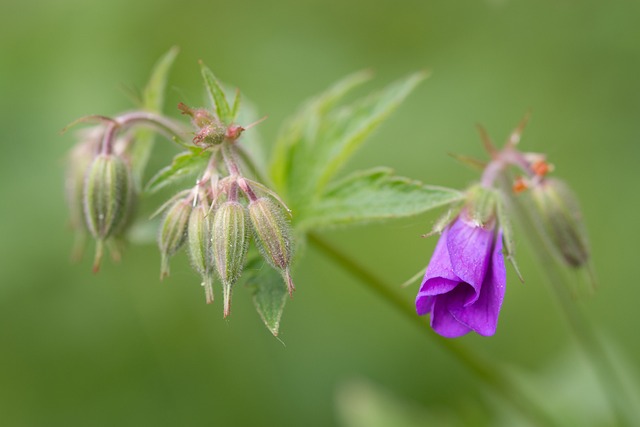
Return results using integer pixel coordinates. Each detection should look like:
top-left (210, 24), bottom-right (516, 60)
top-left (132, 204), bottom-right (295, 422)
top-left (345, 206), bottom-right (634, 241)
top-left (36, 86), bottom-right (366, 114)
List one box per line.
top-left (308, 232), bottom-right (562, 427)
top-left (99, 111), bottom-right (188, 156)
top-left (503, 179), bottom-right (638, 427)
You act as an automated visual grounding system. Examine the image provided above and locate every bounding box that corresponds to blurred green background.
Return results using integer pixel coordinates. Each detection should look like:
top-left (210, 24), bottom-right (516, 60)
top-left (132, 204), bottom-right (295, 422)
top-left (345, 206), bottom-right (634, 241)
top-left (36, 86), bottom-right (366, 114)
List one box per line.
top-left (2, 0), bottom-right (640, 425)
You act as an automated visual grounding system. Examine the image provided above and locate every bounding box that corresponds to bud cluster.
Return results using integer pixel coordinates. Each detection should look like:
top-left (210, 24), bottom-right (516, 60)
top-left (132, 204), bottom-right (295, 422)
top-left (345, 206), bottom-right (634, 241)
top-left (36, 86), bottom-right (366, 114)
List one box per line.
top-left (64, 95), bottom-right (296, 319)
top-left (162, 104), bottom-right (296, 317)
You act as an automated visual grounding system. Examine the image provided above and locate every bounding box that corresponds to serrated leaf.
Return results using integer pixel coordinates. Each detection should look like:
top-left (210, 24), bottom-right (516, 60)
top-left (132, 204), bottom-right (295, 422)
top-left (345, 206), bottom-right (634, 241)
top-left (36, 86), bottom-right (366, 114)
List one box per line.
top-left (270, 70), bottom-right (373, 193)
top-left (271, 71), bottom-right (427, 212)
top-left (244, 257), bottom-right (288, 337)
top-left (129, 47), bottom-right (179, 186)
top-left (200, 62), bottom-right (232, 124)
top-left (298, 167), bottom-right (463, 230)
top-left (144, 149), bottom-right (208, 194)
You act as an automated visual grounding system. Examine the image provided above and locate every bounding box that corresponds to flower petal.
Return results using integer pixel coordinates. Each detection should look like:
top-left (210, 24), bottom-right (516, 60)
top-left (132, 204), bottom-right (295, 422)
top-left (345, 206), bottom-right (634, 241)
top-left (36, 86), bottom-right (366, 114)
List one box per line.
top-left (415, 294), bottom-right (434, 315)
top-left (418, 227), bottom-right (461, 294)
top-left (450, 232), bottom-right (506, 336)
top-left (430, 288), bottom-right (473, 338)
top-left (416, 227), bottom-right (460, 315)
top-left (446, 218), bottom-right (494, 304)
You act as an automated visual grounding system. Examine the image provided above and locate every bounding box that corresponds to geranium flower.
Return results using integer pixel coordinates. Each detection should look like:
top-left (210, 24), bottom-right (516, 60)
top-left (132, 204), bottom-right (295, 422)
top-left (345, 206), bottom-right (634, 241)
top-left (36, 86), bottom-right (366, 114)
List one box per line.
top-left (415, 216), bottom-right (506, 337)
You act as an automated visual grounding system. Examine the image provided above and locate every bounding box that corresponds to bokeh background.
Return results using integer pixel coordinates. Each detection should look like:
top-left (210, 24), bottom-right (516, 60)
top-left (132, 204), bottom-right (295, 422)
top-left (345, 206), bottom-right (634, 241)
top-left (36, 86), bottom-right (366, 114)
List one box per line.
top-left (2, 0), bottom-right (639, 425)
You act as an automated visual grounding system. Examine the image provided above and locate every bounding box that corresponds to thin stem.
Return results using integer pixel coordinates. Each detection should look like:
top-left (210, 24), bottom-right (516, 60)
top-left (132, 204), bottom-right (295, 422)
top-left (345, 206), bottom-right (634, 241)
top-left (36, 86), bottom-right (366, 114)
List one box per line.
top-left (308, 232), bottom-right (562, 427)
top-left (100, 111), bottom-right (187, 156)
top-left (117, 111), bottom-right (187, 141)
top-left (504, 179), bottom-right (638, 427)
top-left (221, 143), bottom-right (241, 176)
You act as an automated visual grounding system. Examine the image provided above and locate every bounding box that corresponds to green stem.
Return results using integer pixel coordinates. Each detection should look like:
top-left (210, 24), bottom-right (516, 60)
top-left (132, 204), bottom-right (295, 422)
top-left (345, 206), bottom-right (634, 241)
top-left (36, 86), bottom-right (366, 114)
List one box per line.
top-left (308, 232), bottom-right (562, 427)
top-left (505, 184), bottom-right (638, 427)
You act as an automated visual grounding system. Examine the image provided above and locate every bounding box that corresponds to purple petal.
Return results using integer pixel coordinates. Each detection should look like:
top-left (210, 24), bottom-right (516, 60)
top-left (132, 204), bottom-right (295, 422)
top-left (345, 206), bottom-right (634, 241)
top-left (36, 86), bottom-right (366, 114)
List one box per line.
top-left (418, 228), bottom-right (461, 295)
top-left (450, 232), bottom-right (506, 336)
top-left (446, 218), bottom-right (494, 305)
top-left (430, 287), bottom-right (473, 338)
top-left (415, 294), bottom-right (434, 316)
top-left (416, 227), bottom-right (460, 316)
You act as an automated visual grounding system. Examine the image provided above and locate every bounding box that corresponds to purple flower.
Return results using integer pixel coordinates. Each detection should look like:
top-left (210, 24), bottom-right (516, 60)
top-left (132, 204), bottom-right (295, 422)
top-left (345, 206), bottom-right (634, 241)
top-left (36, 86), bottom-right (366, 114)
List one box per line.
top-left (415, 217), bottom-right (506, 338)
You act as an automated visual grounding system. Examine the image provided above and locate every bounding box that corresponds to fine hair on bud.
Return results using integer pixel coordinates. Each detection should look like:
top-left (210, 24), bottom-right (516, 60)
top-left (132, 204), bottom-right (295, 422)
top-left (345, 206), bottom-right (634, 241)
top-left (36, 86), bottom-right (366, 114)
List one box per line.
top-left (212, 201), bottom-right (249, 318)
top-left (530, 178), bottom-right (590, 268)
top-left (248, 197), bottom-right (295, 295)
top-left (83, 154), bottom-right (134, 240)
top-left (188, 201), bottom-right (215, 303)
top-left (158, 198), bottom-right (192, 279)
top-left (83, 153), bottom-right (134, 272)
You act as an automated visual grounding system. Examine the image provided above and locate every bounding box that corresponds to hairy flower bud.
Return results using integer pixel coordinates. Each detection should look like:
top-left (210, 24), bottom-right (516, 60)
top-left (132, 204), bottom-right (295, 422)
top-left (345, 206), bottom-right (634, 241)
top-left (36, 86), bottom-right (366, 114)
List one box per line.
top-left (530, 178), bottom-right (590, 267)
top-left (83, 153), bottom-right (134, 272)
top-left (158, 198), bottom-right (192, 279)
top-left (193, 121), bottom-right (226, 147)
top-left (248, 197), bottom-right (295, 295)
top-left (212, 201), bottom-right (249, 317)
top-left (188, 202), bottom-right (215, 303)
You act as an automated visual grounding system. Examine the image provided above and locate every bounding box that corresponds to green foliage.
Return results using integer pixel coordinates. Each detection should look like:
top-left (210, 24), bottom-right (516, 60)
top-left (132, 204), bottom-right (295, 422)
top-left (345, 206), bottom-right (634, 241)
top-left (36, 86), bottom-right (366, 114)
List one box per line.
top-left (297, 167), bottom-right (463, 230)
top-left (200, 62), bottom-right (234, 124)
top-left (250, 71), bottom-right (464, 336)
top-left (129, 46), bottom-right (179, 185)
top-left (270, 71), bottom-right (428, 210)
top-left (244, 257), bottom-right (289, 336)
top-left (144, 149), bottom-right (208, 194)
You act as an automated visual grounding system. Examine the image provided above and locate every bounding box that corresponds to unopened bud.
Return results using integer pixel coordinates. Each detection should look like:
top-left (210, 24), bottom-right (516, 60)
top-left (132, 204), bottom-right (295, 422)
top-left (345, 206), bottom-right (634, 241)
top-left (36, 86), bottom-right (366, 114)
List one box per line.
top-left (188, 202), bottom-right (214, 303)
top-left (193, 122), bottom-right (226, 147)
top-left (158, 198), bottom-right (192, 279)
top-left (83, 154), bottom-right (134, 272)
top-left (212, 201), bottom-right (249, 317)
top-left (530, 178), bottom-right (590, 267)
top-left (248, 197), bottom-right (295, 296)
top-left (464, 185), bottom-right (498, 228)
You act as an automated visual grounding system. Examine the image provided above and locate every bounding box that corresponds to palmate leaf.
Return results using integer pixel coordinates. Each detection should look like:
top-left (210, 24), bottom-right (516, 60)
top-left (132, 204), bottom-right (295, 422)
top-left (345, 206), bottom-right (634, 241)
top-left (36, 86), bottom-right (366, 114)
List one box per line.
top-left (270, 70), bottom-right (373, 192)
top-left (297, 168), bottom-right (463, 230)
top-left (144, 149), bottom-right (208, 194)
top-left (129, 46), bottom-right (179, 186)
top-left (270, 71), bottom-right (428, 211)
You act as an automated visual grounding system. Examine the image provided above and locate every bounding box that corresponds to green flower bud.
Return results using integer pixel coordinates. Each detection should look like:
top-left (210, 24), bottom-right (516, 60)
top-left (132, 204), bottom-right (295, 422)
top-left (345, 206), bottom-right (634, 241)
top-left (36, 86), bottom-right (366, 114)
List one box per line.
top-left (158, 198), bottom-right (192, 279)
top-left (188, 202), bottom-right (214, 303)
top-left (193, 121), bottom-right (226, 147)
top-left (83, 153), bottom-right (134, 272)
top-left (248, 197), bottom-right (295, 296)
top-left (212, 201), bottom-right (249, 318)
top-left (530, 178), bottom-right (590, 268)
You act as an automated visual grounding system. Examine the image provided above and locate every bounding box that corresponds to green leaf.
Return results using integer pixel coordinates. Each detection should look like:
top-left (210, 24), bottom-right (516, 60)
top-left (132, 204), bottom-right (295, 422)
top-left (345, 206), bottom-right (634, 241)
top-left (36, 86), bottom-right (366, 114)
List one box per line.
top-left (270, 70), bottom-right (373, 193)
top-left (270, 71), bottom-right (427, 211)
top-left (244, 257), bottom-right (289, 337)
top-left (129, 47), bottom-right (179, 186)
top-left (144, 149), bottom-right (208, 194)
top-left (200, 62), bottom-right (232, 124)
top-left (298, 167), bottom-right (463, 230)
